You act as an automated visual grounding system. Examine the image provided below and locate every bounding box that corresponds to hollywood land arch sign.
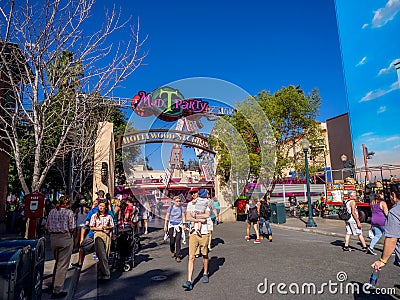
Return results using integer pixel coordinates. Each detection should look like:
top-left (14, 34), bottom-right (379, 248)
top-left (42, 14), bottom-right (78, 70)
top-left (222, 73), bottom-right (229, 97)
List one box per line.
top-left (117, 129), bottom-right (214, 154)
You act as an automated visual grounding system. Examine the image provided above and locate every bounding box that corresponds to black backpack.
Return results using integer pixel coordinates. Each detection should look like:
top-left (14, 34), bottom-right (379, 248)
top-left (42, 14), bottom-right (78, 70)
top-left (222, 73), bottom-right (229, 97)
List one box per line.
top-left (337, 200), bottom-right (351, 221)
top-left (247, 205), bottom-right (259, 222)
top-left (260, 201), bottom-right (271, 219)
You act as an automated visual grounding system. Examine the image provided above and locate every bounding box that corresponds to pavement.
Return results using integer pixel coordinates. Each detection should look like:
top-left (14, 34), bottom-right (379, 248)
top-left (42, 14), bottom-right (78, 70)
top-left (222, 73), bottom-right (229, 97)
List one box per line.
top-left (269, 215), bottom-right (380, 244)
top-left (41, 239), bottom-right (98, 300)
top-left (0, 216), bottom-right (383, 299)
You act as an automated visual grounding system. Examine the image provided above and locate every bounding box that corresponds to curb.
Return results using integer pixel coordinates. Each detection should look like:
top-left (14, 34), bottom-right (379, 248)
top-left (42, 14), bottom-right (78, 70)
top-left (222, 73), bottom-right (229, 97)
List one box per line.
top-left (270, 223), bottom-right (384, 247)
top-left (270, 223), bottom-right (346, 238)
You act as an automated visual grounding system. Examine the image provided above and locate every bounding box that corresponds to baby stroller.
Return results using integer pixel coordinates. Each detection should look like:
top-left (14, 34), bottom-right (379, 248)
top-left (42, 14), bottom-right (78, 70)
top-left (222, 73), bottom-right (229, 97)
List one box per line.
top-left (111, 223), bottom-right (141, 271)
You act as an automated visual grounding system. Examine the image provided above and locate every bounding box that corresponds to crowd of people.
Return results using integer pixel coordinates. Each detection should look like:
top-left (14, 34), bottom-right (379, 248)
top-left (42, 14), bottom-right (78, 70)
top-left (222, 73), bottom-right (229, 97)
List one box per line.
top-left (42, 189), bottom-right (157, 298)
top-left (42, 187), bottom-right (222, 296)
top-left (10, 182), bottom-right (400, 296)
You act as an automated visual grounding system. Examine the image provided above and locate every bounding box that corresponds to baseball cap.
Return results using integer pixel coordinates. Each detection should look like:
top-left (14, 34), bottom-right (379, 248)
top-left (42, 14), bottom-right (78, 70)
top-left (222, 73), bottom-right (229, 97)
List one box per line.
top-left (189, 187), bottom-right (199, 193)
top-left (96, 190), bottom-right (105, 197)
top-left (199, 189), bottom-right (208, 198)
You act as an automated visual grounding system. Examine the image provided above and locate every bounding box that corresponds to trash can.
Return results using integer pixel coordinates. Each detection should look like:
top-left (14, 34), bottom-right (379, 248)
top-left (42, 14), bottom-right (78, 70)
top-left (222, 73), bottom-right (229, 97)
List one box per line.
top-left (270, 202), bottom-right (286, 224)
top-left (0, 238), bottom-right (45, 300)
top-left (0, 245), bottom-right (32, 300)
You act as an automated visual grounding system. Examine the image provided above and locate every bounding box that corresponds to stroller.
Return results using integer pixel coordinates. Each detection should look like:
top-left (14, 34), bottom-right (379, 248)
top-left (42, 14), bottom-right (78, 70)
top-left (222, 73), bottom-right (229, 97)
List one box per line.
top-left (111, 223), bottom-right (141, 271)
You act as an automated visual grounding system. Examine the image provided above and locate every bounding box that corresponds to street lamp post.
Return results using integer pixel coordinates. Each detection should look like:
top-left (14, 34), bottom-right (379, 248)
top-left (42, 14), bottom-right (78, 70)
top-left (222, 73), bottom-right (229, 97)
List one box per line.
top-left (302, 138), bottom-right (317, 228)
top-left (341, 154), bottom-right (354, 179)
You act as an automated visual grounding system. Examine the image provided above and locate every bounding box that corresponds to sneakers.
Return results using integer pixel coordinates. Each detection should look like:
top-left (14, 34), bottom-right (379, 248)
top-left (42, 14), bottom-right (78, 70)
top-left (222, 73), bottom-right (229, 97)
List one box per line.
top-left (175, 257), bottom-right (181, 263)
top-left (362, 247), bottom-right (368, 252)
top-left (268, 235), bottom-right (273, 242)
top-left (190, 228), bottom-right (195, 234)
top-left (343, 246), bottom-right (353, 252)
top-left (254, 239), bottom-right (261, 244)
top-left (260, 236), bottom-right (264, 240)
top-left (245, 236), bottom-right (250, 241)
top-left (144, 230), bottom-right (148, 235)
top-left (367, 247), bottom-right (377, 255)
top-left (182, 281), bottom-right (193, 290)
top-left (196, 230), bottom-right (202, 237)
top-left (171, 252), bottom-right (175, 258)
top-left (202, 274), bottom-right (209, 283)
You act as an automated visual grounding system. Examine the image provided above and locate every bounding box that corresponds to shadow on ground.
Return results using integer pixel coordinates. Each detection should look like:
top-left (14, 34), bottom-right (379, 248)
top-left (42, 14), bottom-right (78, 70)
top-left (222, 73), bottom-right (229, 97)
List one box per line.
top-left (98, 269), bottom-right (181, 300)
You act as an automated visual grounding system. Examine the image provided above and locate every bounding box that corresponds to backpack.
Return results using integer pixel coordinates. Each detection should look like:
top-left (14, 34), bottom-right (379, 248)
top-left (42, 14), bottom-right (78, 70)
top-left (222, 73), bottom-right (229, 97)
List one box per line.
top-left (131, 208), bottom-right (139, 223)
top-left (247, 205), bottom-right (259, 222)
top-left (167, 205), bottom-right (183, 216)
top-left (259, 201), bottom-right (271, 219)
top-left (337, 200), bottom-right (351, 221)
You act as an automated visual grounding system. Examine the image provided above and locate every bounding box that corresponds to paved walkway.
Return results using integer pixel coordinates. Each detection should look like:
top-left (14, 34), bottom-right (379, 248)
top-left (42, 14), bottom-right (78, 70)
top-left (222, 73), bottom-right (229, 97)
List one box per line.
top-left (1, 216), bottom-right (380, 300)
top-left (270, 215), bottom-right (376, 241)
top-left (41, 237), bottom-right (97, 300)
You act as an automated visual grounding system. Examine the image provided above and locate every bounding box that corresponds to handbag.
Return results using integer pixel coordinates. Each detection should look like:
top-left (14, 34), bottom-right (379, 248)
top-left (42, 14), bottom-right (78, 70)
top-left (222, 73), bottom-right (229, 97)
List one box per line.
top-left (368, 229), bottom-right (375, 239)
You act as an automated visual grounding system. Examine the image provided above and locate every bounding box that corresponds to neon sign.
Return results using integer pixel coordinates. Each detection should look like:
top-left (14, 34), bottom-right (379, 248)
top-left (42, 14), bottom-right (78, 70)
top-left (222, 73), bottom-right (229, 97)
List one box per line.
top-left (131, 86), bottom-right (209, 121)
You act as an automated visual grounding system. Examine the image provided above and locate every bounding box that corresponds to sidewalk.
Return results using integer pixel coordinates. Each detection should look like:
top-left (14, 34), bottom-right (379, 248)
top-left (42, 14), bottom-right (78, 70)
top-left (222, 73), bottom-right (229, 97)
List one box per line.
top-left (269, 215), bottom-right (381, 245)
top-left (41, 236), bottom-right (97, 300)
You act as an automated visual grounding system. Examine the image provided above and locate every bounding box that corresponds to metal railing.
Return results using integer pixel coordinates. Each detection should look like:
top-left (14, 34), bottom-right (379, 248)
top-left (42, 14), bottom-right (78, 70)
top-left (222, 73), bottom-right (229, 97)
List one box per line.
top-left (269, 183), bottom-right (326, 205)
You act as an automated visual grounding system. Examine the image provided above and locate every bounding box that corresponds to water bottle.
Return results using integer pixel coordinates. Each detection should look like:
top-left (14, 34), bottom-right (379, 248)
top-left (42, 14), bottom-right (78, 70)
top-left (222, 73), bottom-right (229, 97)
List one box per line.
top-left (369, 269), bottom-right (379, 288)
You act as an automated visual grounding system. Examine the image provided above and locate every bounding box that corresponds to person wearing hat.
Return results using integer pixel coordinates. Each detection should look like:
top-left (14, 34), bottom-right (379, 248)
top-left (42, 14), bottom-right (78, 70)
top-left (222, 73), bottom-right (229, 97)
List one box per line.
top-left (183, 188), bottom-right (211, 290)
top-left (189, 189), bottom-right (209, 237)
top-left (96, 190), bottom-right (106, 202)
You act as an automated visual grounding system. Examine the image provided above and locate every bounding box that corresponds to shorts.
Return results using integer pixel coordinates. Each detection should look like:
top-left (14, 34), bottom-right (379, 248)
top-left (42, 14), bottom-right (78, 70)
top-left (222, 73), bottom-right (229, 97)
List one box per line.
top-left (246, 217), bottom-right (258, 224)
top-left (80, 236), bottom-right (95, 254)
top-left (346, 221), bottom-right (362, 236)
top-left (189, 233), bottom-right (210, 257)
top-left (207, 219), bottom-right (214, 231)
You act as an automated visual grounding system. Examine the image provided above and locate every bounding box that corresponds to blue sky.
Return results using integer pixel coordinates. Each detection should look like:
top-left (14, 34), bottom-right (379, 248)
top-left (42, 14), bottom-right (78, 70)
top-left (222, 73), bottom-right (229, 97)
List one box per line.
top-left (93, 0), bottom-right (347, 119)
top-left (89, 0), bottom-right (349, 170)
top-left (335, 0), bottom-right (400, 168)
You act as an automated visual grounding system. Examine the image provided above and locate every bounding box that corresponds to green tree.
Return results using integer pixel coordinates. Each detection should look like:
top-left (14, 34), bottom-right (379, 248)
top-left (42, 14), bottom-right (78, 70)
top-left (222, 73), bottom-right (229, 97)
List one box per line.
top-left (256, 85), bottom-right (325, 177)
top-left (210, 85), bottom-right (326, 192)
top-left (209, 97), bottom-right (275, 193)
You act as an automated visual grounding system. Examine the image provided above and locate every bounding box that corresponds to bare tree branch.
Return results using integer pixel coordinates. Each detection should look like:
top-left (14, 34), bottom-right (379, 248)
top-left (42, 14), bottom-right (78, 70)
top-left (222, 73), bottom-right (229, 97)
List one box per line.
top-left (0, 0), bottom-right (146, 194)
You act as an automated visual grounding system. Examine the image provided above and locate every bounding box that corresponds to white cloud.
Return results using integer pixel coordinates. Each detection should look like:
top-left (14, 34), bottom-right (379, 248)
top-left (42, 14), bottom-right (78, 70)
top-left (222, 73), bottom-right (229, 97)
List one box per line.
top-left (394, 145), bottom-right (400, 149)
top-left (360, 81), bottom-right (400, 102)
top-left (362, 23), bottom-right (369, 29)
top-left (356, 56), bottom-right (367, 66)
top-left (384, 136), bottom-right (400, 142)
top-left (378, 58), bottom-right (400, 75)
top-left (377, 106), bottom-right (387, 113)
top-left (371, 0), bottom-right (400, 28)
top-left (361, 132), bottom-right (374, 137)
top-left (390, 81), bottom-right (399, 89)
